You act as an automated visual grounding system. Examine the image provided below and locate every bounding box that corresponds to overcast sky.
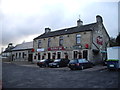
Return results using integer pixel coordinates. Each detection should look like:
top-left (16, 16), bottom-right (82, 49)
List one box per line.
top-left (0, 0), bottom-right (119, 52)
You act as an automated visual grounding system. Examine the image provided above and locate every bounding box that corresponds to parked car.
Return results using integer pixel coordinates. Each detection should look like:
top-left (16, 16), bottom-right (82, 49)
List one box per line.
top-left (68, 59), bottom-right (93, 70)
top-left (49, 58), bottom-right (70, 68)
top-left (37, 59), bottom-right (54, 67)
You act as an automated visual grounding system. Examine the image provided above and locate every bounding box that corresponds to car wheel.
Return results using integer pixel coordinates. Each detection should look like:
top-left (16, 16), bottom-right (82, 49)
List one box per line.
top-left (39, 66), bottom-right (42, 68)
top-left (49, 66), bottom-right (52, 68)
top-left (70, 68), bottom-right (74, 70)
top-left (90, 64), bottom-right (93, 68)
top-left (57, 65), bottom-right (59, 68)
top-left (81, 66), bottom-right (84, 70)
top-left (45, 64), bottom-right (48, 67)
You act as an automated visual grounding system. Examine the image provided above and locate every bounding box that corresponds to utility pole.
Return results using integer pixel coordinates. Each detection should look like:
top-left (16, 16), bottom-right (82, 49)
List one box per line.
top-left (0, 47), bottom-right (4, 54)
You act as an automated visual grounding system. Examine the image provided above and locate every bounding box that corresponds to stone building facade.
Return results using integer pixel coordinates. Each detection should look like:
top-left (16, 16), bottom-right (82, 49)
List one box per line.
top-left (33, 15), bottom-right (110, 64)
top-left (12, 42), bottom-right (33, 62)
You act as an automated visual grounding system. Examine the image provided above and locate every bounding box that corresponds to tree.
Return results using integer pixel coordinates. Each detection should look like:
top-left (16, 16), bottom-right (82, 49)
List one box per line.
top-left (116, 32), bottom-right (120, 46)
top-left (109, 37), bottom-right (117, 47)
top-left (5, 43), bottom-right (14, 52)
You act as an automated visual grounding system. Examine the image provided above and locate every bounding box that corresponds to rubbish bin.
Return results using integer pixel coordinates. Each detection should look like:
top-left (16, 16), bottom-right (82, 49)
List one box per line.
top-left (107, 59), bottom-right (119, 70)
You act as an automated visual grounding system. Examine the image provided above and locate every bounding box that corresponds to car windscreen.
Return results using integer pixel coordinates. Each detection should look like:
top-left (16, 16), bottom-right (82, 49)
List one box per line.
top-left (40, 59), bottom-right (46, 62)
top-left (78, 59), bottom-right (88, 63)
top-left (69, 59), bottom-right (78, 63)
top-left (54, 59), bottom-right (61, 62)
top-left (82, 59), bottom-right (88, 62)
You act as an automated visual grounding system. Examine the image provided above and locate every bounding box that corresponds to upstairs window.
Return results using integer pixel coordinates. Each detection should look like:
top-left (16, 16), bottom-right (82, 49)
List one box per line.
top-left (76, 34), bottom-right (81, 44)
top-left (59, 36), bottom-right (63, 46)
top-left (48, 38), bottom-right (51, 47)
top-left (38, 40), bottom-right (42, 48)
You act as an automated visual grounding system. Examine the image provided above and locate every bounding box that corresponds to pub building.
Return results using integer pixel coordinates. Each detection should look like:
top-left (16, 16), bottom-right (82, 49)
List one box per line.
top-left (33, 15), bottom-right (110, 64)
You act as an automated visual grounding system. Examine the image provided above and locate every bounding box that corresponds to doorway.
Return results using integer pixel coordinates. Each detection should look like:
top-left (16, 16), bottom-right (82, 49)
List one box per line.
top-left (73, 51), bottom-right (78, 59)
top-left (57, 52), bottom-right (61, 59)
top-left (52, 53), bottom-right (56, 59)
top-left (83, 50), bottom-right (88, 60)
top-left (28, 54), bottom-right (33, 62)
top-left (38, 53), bottom-right (41, 60)
top-left (48, 53), bottom-right (51, 59)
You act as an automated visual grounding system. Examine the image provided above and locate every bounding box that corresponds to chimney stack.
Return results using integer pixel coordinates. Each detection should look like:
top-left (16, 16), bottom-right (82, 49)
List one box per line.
top-left (45, 27), bottom-right (51, 33)
top-left (77, 19), bottom-right (83, 27)
top-left (96, 15), bottom-right (103, 23)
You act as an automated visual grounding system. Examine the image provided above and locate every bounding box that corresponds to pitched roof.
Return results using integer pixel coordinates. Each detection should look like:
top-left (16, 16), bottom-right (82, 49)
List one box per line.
top-left (34, 23), bottom-right (97, 40)
top-left (12, 42), bottom-right (33, 51)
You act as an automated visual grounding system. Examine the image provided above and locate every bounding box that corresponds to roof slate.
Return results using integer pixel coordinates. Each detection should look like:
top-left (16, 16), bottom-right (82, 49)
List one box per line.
top-left (34, 23), bottom-right (97, 40)
top-left (12, 42), bottom-right (33, 51)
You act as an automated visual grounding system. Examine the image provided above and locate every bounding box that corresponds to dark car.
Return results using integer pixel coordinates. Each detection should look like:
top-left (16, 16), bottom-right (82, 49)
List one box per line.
top-left (37, 59), bottom-right (54, 67)
top-left (49, 59), bottom-right (70, 68)
top-left (68, 59), bottom-right (93, 70)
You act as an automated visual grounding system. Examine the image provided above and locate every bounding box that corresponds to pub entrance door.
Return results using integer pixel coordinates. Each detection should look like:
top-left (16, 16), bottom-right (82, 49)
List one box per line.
top-left (83, 50), bottom-right (88, 60)
top-left (28, 54), bottom-right (33, 62)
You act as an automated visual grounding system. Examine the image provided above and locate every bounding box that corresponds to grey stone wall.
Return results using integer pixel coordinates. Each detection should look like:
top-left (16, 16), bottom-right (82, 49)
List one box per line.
top-left (12, 50), bottom-right (29, 61)
top-left (33, 22), bottom-right (109, 64)
top-left (92, 22), bottom-right (109, 63)
top-left (33, 31), bottom-right (92, 61)
top-left (33, 31), bottom-right (92, 52)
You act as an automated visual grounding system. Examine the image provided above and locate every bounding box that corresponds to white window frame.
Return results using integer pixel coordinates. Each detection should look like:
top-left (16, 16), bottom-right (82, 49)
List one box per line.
top-left (38, 40), bottom-right (42, 48)
top-left (76, 34), bottom-right (81, 44)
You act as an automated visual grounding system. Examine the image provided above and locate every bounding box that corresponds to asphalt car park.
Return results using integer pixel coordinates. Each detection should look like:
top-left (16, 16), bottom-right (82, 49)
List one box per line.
top-left (2, 62), bottom-right (119, 88)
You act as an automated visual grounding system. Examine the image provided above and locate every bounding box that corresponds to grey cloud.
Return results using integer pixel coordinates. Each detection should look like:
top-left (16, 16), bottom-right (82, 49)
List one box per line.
top-left (1, 1), bottom-right (118, 48)
top-left (79, 2), bottom-right (118, 37)
top-left (2, 4), bottom-right (66, 46)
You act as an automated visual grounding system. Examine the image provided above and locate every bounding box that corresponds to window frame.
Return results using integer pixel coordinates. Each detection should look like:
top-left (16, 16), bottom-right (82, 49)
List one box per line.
top-left (59, 36), bottom-right (64, 46)
top-left (38, 40), bottom-right (42, 48)
top-left (48, 38), bottom-right (51, 47)
top-left (19, 52), bottom-right (21, 58)
top-left (76, 34), bottom-right (81, 44)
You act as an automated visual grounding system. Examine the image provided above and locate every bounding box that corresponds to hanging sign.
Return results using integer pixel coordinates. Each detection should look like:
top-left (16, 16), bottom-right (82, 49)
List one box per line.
top-left (96, 36), bottom-right (103, 45)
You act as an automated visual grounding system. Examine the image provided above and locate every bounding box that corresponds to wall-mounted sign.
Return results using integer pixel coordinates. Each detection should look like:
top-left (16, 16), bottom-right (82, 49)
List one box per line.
top-left (96, 36), bottom-right (103, 45)
top-left (48, 46), bottom-right (65, 51)
top-left (31, 48), bottom-right (34, 52)
top-left (37, 48), bottom-right (45, 52)
top-left (85, 44), bottom-right (89, 49)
